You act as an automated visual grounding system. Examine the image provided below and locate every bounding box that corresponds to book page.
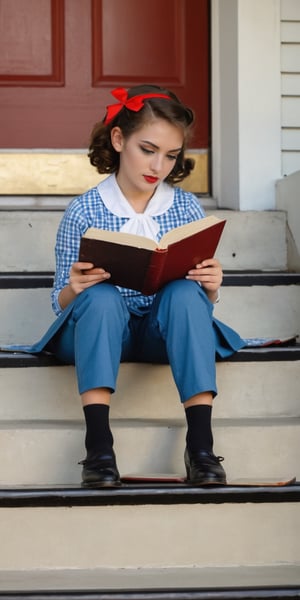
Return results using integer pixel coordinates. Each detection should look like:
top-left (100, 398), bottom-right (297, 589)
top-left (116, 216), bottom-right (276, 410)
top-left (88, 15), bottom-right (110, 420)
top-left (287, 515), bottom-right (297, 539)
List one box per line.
top-left (158, 215), bottom-right (225, 249)
top-left (82, 215), bottom-right (225, 252)
top-left (82, 227), bottom-right (157, 251)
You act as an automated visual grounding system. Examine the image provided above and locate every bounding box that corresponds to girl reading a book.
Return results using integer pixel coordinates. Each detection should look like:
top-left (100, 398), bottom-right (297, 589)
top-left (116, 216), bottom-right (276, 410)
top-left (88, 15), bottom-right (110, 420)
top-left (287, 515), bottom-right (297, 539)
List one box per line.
top-left (27, 84), bottom-right (244, 487)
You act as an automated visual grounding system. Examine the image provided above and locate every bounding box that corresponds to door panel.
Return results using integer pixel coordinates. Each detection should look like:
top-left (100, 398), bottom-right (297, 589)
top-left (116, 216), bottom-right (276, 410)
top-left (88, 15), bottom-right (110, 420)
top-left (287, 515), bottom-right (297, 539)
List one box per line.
top-left (0, 0), bottom-right (209, 149)
top-left (0, 0), bottom-right (64, 85)
top-left (92, 0), bottom-right (209, 148)
top-left (93, 0), bottom-right (185, 84)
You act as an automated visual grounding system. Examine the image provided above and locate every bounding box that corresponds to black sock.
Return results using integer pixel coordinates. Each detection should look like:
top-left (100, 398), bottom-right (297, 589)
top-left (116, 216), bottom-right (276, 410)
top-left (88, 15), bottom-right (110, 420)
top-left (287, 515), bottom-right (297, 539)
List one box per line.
top-left (185, 404), bottom-right (213, 454)
top-left (83, 404), bottom-right (114, 454)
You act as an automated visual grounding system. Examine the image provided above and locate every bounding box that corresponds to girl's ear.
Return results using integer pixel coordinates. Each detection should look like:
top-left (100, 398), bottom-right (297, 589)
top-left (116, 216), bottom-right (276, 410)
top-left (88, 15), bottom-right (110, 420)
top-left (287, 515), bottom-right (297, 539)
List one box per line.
top-left (110, 127), bottom-right (124, 152)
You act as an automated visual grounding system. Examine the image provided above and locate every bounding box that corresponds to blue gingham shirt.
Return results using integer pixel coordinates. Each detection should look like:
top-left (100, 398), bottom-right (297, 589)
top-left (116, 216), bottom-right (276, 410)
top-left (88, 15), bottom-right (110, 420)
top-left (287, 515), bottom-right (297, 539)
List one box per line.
top-left (51, 182), bottom-right (206, 316)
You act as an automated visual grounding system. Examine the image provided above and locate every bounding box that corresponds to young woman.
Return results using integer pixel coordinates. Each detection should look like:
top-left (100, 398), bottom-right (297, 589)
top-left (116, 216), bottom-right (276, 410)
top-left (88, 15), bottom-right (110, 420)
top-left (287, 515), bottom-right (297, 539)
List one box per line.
top-left (32, 84), bottom-right (244, 487)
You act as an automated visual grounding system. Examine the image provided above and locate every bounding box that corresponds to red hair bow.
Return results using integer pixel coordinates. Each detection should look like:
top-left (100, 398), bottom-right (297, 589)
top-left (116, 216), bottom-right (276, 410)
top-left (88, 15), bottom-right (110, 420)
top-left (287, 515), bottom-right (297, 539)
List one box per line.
top-left (103, 87), bottom-right (171, 125)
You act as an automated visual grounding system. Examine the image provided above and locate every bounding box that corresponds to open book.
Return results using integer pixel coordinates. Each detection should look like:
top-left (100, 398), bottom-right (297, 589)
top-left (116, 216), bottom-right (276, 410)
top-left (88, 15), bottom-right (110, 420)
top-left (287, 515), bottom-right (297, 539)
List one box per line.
top-left (79, 215), bottom-right (226, 295)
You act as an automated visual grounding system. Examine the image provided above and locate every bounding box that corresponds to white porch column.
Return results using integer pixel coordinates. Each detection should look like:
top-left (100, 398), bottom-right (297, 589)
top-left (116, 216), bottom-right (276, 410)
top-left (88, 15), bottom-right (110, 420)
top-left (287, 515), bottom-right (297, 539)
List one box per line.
top-left (211, 0), bottom-right (282, 210)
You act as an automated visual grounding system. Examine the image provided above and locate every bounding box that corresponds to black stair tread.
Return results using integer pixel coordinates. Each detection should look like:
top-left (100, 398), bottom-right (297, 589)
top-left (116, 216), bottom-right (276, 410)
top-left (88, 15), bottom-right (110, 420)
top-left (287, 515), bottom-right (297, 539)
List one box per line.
top-left (0, 271), bottom-right (300, 289)
top-left (0, 352), bottom-right (63, 367)
top-left (223, 271), bottom-right (300, 286)
top-left (0, 483), bottom-right (299, 507)
top-left (0, 589), bottom-right (299, 600)
top-left (0, 272), bottom-right (54, 289)
top-left (226, 344), bottom-right (300, 361)
top-left (0, 344), bottom-right (299, 368)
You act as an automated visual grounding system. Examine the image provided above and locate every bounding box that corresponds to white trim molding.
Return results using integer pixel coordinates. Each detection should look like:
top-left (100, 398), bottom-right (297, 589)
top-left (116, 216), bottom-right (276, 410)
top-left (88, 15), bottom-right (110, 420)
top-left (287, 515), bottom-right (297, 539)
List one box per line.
top-left (211, 0), bottom-right (282, 210)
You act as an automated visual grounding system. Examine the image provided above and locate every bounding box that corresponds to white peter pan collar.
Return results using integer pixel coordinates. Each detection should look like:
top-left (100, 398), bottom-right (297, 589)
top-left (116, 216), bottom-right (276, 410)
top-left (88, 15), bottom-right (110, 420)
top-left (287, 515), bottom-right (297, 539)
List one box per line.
top-left (97, 174), bottom-right (174, 241)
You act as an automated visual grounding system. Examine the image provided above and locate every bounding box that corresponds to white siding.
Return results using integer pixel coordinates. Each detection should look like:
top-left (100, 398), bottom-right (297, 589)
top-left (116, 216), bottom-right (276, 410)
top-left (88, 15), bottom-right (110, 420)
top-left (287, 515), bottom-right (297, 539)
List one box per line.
top-left (281, 0), bottom-right (300, 20)
top-left (281, 0), bottom-right (300, 175)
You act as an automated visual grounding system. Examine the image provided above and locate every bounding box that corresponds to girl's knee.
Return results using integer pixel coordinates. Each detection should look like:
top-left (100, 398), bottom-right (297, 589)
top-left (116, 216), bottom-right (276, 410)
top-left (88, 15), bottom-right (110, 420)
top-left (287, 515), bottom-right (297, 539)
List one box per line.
top-left (73, 283), bottom-right (126, 318)
top-left (161, 279), bottom-right (207, 303)
top-left (78, 283), bottom-right (122, 305)
top-left (156, 279), bottom-right (213, 322)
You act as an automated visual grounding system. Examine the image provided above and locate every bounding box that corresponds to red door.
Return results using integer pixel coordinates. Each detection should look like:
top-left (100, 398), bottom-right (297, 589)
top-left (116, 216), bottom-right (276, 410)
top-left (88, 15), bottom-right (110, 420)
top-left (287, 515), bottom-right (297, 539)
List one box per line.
top-left (0, 0), bottom-right (209, 149)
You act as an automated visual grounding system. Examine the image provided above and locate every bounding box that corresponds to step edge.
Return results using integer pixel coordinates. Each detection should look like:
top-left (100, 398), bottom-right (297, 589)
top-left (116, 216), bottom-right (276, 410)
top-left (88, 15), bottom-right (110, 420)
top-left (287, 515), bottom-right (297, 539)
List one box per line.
top-left (0, 584), bottom-right (299, 600)
top-left (0, 484), bottom-right (299, 507)
top-left (1, 345), bottom-right (299, 368)
top-left (0, 272), bottom-right (299, 289)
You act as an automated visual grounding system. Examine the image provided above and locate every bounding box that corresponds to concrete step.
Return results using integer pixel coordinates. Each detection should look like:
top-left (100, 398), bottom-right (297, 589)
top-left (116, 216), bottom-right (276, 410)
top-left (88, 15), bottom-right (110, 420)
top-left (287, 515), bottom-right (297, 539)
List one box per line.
top-left (1, 565), bottom-right (300, 596)
top-left (0, 210), bottom-right (288, 272)
top-left (0, 417), bottom-right (299, 484)
top-left (0, 359), bottom-right (299, 422)
top-left (0, 274), bottom-right (299, 343)
top-left (0, 493), bottom-right (299, 570)
top-left (215, 284), bottom-right (300, 339)
top-left (0, 207), bottom-right (298, 587)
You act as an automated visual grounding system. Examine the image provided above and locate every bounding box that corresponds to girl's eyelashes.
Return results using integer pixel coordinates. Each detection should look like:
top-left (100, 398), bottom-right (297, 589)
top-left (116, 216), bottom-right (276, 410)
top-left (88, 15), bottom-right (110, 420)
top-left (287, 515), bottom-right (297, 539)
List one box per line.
top-left (140, 146), bottom-right (179, 161)
top-left (140, 146), bottom-right (153, 155)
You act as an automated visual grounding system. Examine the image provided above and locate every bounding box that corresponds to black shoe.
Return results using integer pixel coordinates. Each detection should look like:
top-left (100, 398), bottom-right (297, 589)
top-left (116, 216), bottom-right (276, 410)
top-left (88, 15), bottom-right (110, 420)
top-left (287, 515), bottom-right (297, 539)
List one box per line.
top-left (79, 449), bottom-right (121, 488)
top-left (184, 447), bottom-right (227, 485)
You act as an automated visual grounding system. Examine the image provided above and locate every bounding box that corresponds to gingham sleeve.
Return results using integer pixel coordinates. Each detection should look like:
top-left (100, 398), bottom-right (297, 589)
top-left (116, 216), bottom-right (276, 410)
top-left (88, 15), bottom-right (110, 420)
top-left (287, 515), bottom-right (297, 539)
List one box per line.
top-left (185, 191), bottom-right (206, 221)
top-left (51, 199), bottom-right (89, 316)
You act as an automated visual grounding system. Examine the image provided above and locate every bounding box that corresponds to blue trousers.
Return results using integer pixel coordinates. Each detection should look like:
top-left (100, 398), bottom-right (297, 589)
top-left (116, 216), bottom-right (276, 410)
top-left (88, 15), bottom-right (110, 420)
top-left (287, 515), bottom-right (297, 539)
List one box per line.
top-left (45, 280), bottom-right (243, 403)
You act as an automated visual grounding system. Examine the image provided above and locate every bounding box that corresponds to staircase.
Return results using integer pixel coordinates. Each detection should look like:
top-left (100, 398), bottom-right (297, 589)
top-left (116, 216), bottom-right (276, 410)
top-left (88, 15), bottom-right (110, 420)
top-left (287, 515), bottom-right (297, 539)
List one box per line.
top-left (0, 206), bottom-right (299, 598)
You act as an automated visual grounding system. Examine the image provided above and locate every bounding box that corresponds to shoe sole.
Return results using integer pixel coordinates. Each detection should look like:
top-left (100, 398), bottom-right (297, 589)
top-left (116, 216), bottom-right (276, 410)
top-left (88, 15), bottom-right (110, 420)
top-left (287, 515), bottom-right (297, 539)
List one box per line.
top-left (186, 478), bottom-right (227, 486)
top-left (81, 480), bottom-right (122, 488)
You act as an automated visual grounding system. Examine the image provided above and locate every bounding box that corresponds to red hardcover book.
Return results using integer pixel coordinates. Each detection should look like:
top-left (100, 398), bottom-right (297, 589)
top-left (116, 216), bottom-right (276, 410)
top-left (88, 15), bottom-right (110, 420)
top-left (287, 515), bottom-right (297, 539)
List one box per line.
top-left (79, 215), bottom-right (226, 295)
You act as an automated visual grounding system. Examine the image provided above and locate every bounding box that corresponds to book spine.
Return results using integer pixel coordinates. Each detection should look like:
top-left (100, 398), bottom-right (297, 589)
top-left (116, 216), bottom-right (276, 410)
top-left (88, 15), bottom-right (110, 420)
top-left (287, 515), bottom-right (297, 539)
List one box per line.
top-left (141, 249), bottom-right (167, 295)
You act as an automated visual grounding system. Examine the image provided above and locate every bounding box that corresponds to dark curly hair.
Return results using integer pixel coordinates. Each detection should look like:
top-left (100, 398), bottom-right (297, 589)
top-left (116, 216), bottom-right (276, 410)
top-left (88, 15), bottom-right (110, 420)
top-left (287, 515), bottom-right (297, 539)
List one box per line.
top-left (88, 84), bottom-right (195, 185)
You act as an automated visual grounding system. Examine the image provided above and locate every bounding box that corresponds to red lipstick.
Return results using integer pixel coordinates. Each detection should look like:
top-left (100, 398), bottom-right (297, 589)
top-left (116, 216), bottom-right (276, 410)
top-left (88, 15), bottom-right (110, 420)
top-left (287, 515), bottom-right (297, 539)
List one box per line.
top-left (144, 175), bottom-right (158, 184)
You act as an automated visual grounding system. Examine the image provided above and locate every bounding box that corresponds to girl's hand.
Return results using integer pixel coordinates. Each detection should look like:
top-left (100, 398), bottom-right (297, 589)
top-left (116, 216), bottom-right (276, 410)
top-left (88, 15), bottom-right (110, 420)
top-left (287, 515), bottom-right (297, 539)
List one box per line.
top-left (186, 258), bottom-right (223, 303)
top-left (58, 262), bottom-right (111, 311)
top-left (69, 262), bottom-right (111, 295)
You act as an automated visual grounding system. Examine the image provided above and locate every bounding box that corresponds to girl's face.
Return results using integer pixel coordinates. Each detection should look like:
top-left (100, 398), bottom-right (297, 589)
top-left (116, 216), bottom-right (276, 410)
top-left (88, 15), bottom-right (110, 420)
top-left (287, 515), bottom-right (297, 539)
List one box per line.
top-left (111, 118), bottom-right (184, 201)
